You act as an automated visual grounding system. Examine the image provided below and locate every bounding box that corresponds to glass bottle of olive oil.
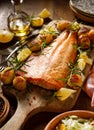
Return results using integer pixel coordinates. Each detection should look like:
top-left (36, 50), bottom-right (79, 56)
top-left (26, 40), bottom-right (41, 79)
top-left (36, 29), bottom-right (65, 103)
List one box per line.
top-left (8, 0), bottom-right (30, 37)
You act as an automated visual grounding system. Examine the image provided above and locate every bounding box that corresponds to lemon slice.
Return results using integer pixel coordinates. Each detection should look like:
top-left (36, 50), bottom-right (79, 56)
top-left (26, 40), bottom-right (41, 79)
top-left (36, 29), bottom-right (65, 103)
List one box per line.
top-left (0, 29), bottom-right (14, 43)
top-left (56, 88), bottom-right (76, 101)
top-left (38, 8), bottom-right (51, 18)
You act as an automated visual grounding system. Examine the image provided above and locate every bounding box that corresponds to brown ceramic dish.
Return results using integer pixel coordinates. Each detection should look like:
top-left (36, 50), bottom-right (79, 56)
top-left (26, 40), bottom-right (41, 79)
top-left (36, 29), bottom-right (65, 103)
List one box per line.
top-left (0, 94), bottom-right (10, 126)
top-left (44, 110), bottom-right (94, 130)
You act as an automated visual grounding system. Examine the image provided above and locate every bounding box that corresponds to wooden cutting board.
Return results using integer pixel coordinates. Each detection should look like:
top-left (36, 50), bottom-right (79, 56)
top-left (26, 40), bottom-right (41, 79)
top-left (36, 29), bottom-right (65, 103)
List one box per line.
top-left (1, 22), bottom-right (94, 130)
top-left (1, 84), bottom-right (80, 130)
top-left (1, 49), bottom-right (94, 130)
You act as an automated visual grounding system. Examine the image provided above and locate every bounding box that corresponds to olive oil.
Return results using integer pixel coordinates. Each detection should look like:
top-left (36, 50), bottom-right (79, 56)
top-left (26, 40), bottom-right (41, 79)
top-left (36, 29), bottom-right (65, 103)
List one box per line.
top-left (8, 0), bottom-right (30, 37)
top-left (8, 15), bottom-right (30, 37)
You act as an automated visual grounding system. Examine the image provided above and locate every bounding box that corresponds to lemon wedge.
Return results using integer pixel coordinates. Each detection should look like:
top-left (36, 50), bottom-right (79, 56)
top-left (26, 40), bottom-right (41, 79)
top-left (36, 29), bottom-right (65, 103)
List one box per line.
top-left (17, 47), bottom-right (32, 62)
top-left (38, 8), bottom-right (51, 18)
top-left (79, 52), bottom-right (92, 65)
top-left (56, 123), bottom-right (67, 130)
top-left (56, 88), bottom-right (76, 101)
top-left (0, 29), bottom-right (14, 43)
top-left (77, 58), bottom-right (86, 71)
top-left (77, 52), bottom-right (92, 71)
top-left (31, 17), bottom-right (44, 27)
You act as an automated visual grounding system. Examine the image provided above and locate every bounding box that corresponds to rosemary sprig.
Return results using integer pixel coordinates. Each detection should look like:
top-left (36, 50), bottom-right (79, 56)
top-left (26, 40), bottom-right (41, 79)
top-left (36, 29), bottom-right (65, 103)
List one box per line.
top-left (41, 39), bottom-right (48, 50)
top-left (8, 57), bottom-right (27, 72)
top-left (68, 62), bottom-right (82, 75)
top-left (57, 77), bottom-right (69, 82)
top-left (56, 61), bottom-right (82, 86)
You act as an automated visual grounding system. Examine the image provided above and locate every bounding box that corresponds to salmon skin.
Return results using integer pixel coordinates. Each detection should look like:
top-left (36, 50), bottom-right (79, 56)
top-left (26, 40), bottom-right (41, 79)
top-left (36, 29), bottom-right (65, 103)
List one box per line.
top-left (19, 30), bottom-right (78, 90)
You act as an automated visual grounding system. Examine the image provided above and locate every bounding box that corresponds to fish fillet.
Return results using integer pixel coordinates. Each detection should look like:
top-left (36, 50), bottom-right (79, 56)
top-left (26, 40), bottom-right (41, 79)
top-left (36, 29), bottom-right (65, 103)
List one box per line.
top-left (19, 30), bottom-right (78, 90)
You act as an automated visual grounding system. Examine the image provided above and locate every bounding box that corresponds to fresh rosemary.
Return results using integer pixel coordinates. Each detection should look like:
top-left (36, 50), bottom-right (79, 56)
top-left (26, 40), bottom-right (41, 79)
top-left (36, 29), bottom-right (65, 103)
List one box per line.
top-left (8, 57), bottom-right (27, 72)
top-left (56, 61), bottom-right (82, 88)
top-left (68, 62), bottom-right (82, 75)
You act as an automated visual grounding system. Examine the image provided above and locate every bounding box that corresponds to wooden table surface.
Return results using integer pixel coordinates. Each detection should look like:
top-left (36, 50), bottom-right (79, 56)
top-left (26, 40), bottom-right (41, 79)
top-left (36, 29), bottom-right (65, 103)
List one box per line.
top-left (0, 0), bottom-right (94, 130)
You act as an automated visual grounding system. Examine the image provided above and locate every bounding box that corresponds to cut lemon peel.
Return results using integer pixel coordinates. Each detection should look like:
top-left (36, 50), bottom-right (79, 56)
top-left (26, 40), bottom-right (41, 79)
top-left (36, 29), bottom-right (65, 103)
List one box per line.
top-left (55, 88), bottom-right (77, 101)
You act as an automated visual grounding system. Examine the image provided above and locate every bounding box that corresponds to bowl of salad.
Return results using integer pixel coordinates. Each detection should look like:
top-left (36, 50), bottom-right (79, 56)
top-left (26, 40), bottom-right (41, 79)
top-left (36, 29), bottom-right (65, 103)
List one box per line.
top-left (44, 110), bottom-right (94, 130)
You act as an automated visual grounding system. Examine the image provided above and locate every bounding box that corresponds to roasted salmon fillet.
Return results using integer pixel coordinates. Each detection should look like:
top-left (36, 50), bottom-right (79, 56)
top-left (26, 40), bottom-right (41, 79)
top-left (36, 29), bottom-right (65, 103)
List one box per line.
top-left (19, 30), bottom-right (78, 90)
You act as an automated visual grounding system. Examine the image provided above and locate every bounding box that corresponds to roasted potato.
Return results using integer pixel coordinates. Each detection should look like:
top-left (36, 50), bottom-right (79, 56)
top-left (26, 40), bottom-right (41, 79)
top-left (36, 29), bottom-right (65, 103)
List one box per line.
top-left (0, 67), bottom-right (15, 85)
top-left (67, 74), bottom-right (83, 90)
top-left (40, 33), bottom-right (53, 44)
top-left (13, 76), bottom-right (26, 91)
top-left (78, 34), bottom-right (90, 49)
top-left (28, 38), bottom-right (42, 51)
top-left (56, 20), bottom-right (70, 31)
top-left (88, 29), bottom-right (94, 43)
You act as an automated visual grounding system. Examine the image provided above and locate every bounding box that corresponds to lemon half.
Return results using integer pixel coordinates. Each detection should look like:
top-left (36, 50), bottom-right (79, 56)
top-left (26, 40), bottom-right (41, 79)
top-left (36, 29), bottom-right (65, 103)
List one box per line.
top-left (56, 88), bottom-right (76, 101)
top-left (31, 17), bottom-right (44, 27)
top-left (0, 29), bottom-right (14, 43)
